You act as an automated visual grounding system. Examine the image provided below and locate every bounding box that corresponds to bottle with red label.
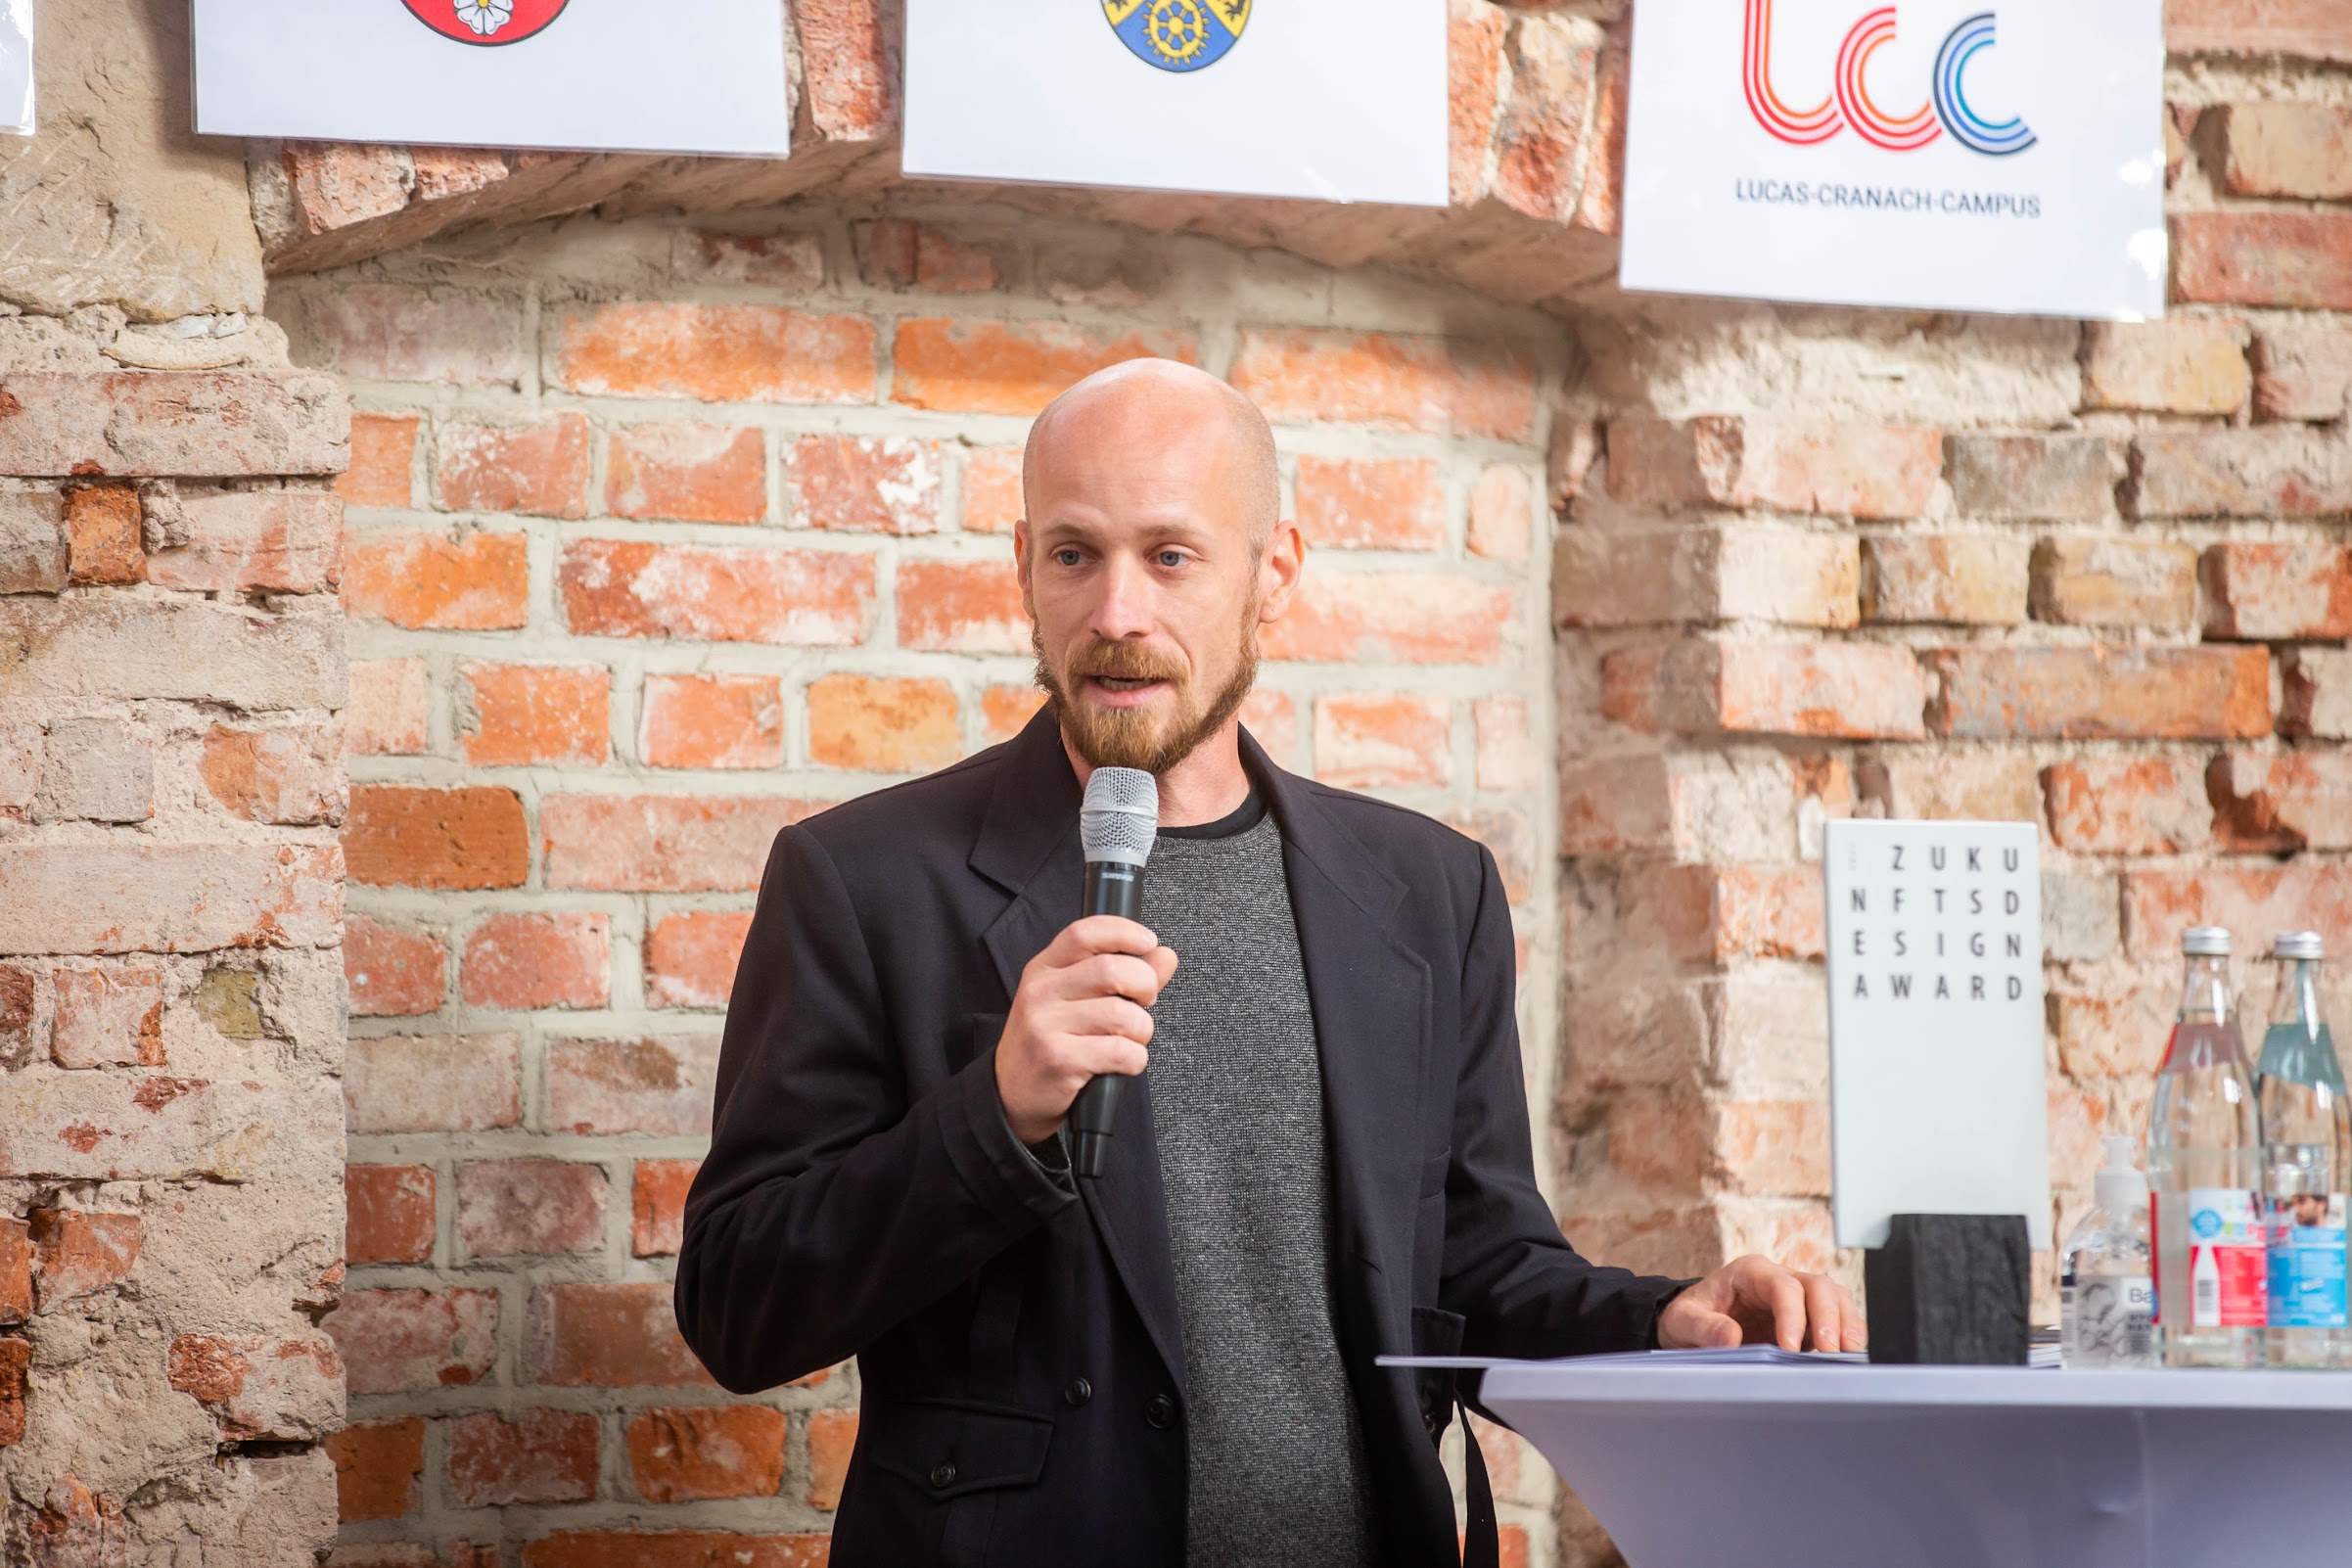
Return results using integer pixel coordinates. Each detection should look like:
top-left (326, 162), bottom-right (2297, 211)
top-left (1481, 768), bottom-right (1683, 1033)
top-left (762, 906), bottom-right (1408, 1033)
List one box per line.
top-left (2148, 925), bottom-right (2266, 1367)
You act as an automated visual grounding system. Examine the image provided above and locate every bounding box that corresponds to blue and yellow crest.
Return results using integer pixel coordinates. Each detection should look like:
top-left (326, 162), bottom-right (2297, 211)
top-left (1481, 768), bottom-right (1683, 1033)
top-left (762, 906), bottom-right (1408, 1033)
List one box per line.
top-left (1103, 0), bottom-right (1251, 72)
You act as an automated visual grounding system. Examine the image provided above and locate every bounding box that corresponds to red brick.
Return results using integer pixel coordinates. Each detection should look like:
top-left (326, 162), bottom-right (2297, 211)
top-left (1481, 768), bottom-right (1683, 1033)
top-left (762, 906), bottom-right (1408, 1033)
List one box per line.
top-left (165, 1332), bottom-right (341, 1441)
top-left (559, 538), bottom-right (874, 645)
top-left (546, 1036), bottom-right (719, 1136)
top-left (0, 843), bottom-right (340, 956)
top-left (1239, 688), bottom-right (1297, 766)
top-left (49, 966), bottom-right (164, 1070)
top-left (632, 1159), bottom-right (699, 1257)
top-left (455, 1160), bottom-right (607, 1261)
top-left (960, 445), bottom-right (1025, 534)
top-left (1262, 571), bottom-right (1515, 665)
top-left (306, 286), bottom-right (524, 386)
top-left (461, 912), bottom-right (611, 1011)
top-left (339, 412), bottom-right (418, 508)
top-left (2043, 758), bottom-right (2213, 854)
top-left (2201, 541), bottom-right (2352, 639)
top-left (2254, 322), bottom-right (2352, 422)
top-left (201, 722), bottom-right (342, 826)
top-left (896, 557), bottom-right (1026, 653)
top-left (531, 1280), bottom-right (713, 1388)
top-left (856, 220), bottom-right (1001, 293)
top-left (0, 1219), bottom-right (28, 1323)
top-left (807, 1408), bottom-right (857, 1510)
top-left (673, 231), bottom-right (824, 290)
top-left (799, 0), bottom-right (894, 137)
top-left (344, 530), bottom-right (529, 629)
top-left (1622, 865), bottom-right (1825, 964)
top-left (409, 146), bottom-right (509, 201)
top-left (2224, 95), bottom-right (2352, 186)
top-left (554, 303), bottom-right (878, 404)
top-left (1491, 18), bottom-right (1599, 222)
top-left (348, 658), bottom-right (429, 757)
top-left (1314, 693), bottom-right (1451, 789)
top-left (541, 795), bottom-right (814, 893)
top-left (807, 673), bottom-right (961, 772)
top-left (892, 318), bottom-right (1195, 417)
top-left (626, 1406), bottom-right (784, 1502)
top-left (346, 1166), bottom-right (436, 1266)
top-left (0, 1338), bottom-right (26, 1445)
top-left (2136, 428), bottom-right (2351, 519)
top-left (1228, 329), bottom-right (1535, 440)
top-left (1558, 526), bottom-right (1859, 629)
top-left (2029, 536), bottom-right (2198, 630)
top-left (278, 141), bottom-right (404, 234)
top-left (642, 674), bottom-right (784, 770)
top-left (520, 1533), bottom-right (828, 1568)
top-left (1295, 455), bottom-right (1446, 551)
top-left (1927, 646), bottom-right (2270, 740)
top-left (789, 436), bottom-right (943, 535)
top-left (327, 1418), bottom-right (424, 1523)
top-left (64, 484), bottom-right (143, 585)
top-left (0, 370), bottom-right (348, 478)
top-left (346, 785), bottom-right (528, 890)
top-left (2210, 750), bottom-right (2352, 853)
top-left (1468, 465), bottom-right (1533, 562)
top-left (29, 1210), bottom-right (139, 1311)
top-left (1449, 0), bottom-right (1509, 204)
top-left (982, 684), bottom-right (1048, 746)
top-left (456, 661), bottom-right (611, 769)
top-left (346, 915), bottom-right (444, 1018)
top-left (1862, 535), bottom-right (2028, 625)
top-left (1716, 1100), bottom-right (1831, 1198)
top-left (2125, 862), bottom-right (2352, 958)
top-left (2080, 319), bottom-right (2251, 415)
top-left (1576, 37), bottom-right (1630, 234)
top-left (436, 415), bottom-right (589, 519)
top-left (646, 913), bottom-right (753, 1010)
top-left (2173, 211), bottom-right (2352, 309)
top-left (446, 1409), bottom-right (601, 1507)
top-left (346, 1034), bottom-right (521, 1135)
top-left (165, 492), bottom-right (340, 600)
top-left (607, 424), bottom-right (767, 525)
top-left (1608, 416), bottom-right (1941, 520)
top-left (2167, 0), bottom-right (2352, 61)
top-left (328, 1288), bottom-right (499, 1396)
top-left (1603, 641), bottom-right (1927, 740)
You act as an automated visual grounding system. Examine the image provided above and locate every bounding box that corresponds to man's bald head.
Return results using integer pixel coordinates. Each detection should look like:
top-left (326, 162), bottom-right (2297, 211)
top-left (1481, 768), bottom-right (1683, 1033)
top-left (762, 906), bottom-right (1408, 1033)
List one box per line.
top-left (1022, 358), bottom-right (1280, 554)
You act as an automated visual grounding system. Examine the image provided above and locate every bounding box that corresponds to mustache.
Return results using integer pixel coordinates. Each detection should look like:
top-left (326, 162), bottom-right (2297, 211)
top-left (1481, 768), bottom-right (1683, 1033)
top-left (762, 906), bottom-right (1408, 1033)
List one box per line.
top-left (1066, 644), bottom-right (1188, 683)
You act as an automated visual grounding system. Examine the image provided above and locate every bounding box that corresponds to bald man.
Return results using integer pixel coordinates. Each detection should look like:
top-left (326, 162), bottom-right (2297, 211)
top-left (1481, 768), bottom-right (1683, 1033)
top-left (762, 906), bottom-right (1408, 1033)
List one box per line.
top-left (677, 360), bottom-right (1860, 1568)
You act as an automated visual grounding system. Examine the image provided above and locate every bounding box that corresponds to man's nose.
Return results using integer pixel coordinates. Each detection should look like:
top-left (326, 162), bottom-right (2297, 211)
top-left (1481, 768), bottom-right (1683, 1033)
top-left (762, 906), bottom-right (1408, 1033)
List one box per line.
top-left (1087, 555), bottom-right (1157, 640)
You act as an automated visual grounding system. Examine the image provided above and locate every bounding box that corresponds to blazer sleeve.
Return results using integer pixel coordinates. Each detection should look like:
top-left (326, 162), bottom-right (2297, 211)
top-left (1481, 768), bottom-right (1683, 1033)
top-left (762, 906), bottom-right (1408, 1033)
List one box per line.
top-left (1438, 845), bottom-right (1692, 1356)
top-left (674, 823), bottom-right (1077, 1394)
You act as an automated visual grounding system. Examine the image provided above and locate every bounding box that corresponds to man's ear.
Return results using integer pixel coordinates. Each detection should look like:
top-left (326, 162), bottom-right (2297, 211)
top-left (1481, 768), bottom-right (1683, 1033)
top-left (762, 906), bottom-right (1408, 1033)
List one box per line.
top-left (1257, 520), bottom-right (1305, 623)
top-left (1013, 519), bottom-right (1035, 618)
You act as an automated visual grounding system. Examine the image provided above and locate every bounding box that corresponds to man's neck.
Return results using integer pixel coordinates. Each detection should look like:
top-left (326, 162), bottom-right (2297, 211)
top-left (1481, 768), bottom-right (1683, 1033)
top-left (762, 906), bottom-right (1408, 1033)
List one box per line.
top-left (1061, 718), bottom-right (1253, 829)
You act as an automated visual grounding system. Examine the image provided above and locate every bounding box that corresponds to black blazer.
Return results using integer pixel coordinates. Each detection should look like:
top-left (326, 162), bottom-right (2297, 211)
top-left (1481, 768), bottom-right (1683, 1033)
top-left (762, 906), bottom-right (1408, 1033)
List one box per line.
top-left (676, 708), bottom-right (1685, 1566)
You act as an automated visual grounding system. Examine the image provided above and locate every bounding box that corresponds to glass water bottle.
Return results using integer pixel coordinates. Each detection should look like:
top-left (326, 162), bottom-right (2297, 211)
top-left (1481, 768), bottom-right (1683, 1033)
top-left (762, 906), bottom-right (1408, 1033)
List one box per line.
top-left (2257, 931), bottom-right (2351, 1368)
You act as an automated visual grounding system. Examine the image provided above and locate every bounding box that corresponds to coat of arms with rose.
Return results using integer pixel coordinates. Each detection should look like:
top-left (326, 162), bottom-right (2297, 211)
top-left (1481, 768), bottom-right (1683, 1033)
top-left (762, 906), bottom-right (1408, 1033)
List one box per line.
top-left (401, 0), bottom-right (571, 45)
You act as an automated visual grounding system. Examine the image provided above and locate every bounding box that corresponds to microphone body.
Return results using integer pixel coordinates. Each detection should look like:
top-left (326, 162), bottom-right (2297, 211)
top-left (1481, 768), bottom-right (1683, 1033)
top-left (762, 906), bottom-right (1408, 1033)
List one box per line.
top-left (1072, 766), bottom-right (1159, 1179)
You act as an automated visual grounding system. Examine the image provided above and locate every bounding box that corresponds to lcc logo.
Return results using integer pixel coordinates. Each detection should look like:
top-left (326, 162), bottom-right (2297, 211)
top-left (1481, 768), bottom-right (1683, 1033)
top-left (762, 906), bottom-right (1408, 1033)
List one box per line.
top-left (1744, 0), bottom-right (2035, 156)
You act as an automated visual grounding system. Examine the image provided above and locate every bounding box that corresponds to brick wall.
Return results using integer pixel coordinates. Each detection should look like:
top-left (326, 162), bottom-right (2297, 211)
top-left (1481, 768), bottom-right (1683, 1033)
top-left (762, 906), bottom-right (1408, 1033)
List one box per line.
top-left (277, 209), bottom-right (1564, 1564)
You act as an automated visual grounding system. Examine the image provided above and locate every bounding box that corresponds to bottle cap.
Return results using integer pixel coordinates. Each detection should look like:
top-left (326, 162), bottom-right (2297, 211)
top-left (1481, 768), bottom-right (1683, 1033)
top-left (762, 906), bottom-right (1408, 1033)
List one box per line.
top-left (2274, 930), bottom-right (2325, 960)
top-left (2094, 1134), bottom-right (2146, 1214)
top-left (2183, 925), bottom-right (2232, 957)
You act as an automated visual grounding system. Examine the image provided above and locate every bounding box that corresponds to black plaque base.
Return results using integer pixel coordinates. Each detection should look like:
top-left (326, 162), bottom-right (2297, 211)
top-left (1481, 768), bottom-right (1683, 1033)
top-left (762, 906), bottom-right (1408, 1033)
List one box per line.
top-left (1864, 1213), bottom-right (2030, 1365)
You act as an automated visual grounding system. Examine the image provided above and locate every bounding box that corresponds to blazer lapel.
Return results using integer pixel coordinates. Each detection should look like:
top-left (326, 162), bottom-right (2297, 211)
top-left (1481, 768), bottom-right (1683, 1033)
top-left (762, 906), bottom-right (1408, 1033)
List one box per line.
top-left (1249, 732), bottom-right (1428, 1348)
top-left (972, 710), bottom-right (1189, 1392)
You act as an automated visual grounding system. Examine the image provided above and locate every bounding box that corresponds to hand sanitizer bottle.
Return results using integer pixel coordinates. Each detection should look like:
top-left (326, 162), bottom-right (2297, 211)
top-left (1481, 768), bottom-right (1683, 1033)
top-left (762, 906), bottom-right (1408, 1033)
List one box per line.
top-left (2061, 1135), bottom-right (2156, 1368)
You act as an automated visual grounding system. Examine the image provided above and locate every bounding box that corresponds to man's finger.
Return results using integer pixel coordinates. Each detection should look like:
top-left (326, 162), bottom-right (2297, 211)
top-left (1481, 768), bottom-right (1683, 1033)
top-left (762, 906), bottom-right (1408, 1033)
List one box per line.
top-left (1802, 1273), bottom-right (1844, 1353)
top-left (1042, 915), bottom-right (1162, 963)
top-left (1766, 1268), bottom-right (1808, 1353)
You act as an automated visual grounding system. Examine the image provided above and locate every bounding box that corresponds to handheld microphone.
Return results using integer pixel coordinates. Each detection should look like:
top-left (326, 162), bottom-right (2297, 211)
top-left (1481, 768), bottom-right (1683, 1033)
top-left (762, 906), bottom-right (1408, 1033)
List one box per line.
top-left (1072, 766), bottom-right (1158, 1178)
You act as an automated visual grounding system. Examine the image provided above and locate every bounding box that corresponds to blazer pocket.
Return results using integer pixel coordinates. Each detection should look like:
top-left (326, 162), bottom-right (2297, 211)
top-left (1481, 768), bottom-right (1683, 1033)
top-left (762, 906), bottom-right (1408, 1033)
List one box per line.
top-left (867, 1397), bottom-right (1054, 1500)
top-left (1408, 1305), bottom-right (1467, 1443)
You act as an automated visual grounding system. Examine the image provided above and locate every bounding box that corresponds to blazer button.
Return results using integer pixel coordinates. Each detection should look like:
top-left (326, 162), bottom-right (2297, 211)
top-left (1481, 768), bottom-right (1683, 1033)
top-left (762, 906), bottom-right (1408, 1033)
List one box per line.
top-left (1144, 1393), bottom-right (1177, 1429)
top-left (1062, 1377), bottom-right (1093, 1407)
top-left (930, 1462), bottom-right (958, 1490)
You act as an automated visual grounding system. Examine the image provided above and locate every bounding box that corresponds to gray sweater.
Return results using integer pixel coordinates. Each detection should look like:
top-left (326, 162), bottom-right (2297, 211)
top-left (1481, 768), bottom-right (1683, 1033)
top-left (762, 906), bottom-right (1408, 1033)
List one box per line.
top-left (1144, 803), bottom-right (1378, 1567)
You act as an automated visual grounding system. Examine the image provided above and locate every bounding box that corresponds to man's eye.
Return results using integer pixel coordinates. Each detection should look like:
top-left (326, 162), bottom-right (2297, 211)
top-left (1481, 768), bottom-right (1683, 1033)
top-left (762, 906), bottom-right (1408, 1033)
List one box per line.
top-left (1054, 549), bottom-right (1084, 567)
top-left (1156, 550), bottom-right (1186, 568)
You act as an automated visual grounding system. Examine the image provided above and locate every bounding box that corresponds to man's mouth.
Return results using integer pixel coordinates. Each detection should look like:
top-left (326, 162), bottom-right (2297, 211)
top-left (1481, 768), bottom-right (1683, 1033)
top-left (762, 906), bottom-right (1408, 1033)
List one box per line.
top-left (1090, 675), bottom-right (1165, 692)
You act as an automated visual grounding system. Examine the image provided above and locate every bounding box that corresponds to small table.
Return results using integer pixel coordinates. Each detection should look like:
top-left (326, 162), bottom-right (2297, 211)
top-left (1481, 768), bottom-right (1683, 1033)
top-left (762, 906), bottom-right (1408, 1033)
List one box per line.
top-left (1480, 1360), bottom-right (2352, 1568)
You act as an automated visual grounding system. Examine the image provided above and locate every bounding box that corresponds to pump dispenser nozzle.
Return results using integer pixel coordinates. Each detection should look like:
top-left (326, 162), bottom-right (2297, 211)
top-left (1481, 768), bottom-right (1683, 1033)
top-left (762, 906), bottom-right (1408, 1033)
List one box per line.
top-left (2094, 1135), bottom-right (2146, 1214)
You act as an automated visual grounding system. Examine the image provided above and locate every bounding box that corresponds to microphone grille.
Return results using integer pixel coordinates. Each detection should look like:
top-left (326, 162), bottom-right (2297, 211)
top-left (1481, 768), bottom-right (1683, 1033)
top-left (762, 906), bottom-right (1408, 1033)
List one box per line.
top-left (1080, 766), bottom-right (1158, 868)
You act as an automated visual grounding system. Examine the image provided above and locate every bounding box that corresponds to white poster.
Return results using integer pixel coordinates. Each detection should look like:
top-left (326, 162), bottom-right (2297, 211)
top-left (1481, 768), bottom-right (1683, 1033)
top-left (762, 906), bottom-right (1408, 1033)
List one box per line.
top-left (192, 0), bottom-right (792, 157)
top-left (0, 0), bottom-right (29, 137)
top-left (1621, 0), bottom-right (2167, 320)
top-left (903, 0), bottom-right (1448, 207)
top-left (1822, 820), bottom-right (2052, 1251)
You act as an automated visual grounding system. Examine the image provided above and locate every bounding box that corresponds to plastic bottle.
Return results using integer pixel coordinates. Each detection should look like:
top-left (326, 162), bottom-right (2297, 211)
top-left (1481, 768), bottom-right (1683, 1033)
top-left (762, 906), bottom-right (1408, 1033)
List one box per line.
top-left (2257, 931), bottom-right (2351, 1368)
top-left (2060, 1135), bottom-right (2155, 1368)
top-left (2148, 925), bottom-right (2265, 1368)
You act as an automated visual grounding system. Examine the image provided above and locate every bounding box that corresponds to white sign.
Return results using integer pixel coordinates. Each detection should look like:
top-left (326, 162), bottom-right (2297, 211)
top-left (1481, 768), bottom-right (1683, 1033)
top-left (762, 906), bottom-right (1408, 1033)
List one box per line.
top-left (0, 0), bottom-right (29, 137)
top-left (1621, 0), bottom-right (2166, 320)
top-left (902, 0), bottom-right (1447, 207)
top-left (192, 0), bottom-right (792, 157)
top-left (1823, 820), bottom-right (2051, 1251)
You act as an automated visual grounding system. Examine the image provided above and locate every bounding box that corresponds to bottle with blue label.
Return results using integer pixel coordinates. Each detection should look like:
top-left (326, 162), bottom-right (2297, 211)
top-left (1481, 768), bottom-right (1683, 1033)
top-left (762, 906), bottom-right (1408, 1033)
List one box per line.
top-left (2257, 930), bottom-right (2351, 1369)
